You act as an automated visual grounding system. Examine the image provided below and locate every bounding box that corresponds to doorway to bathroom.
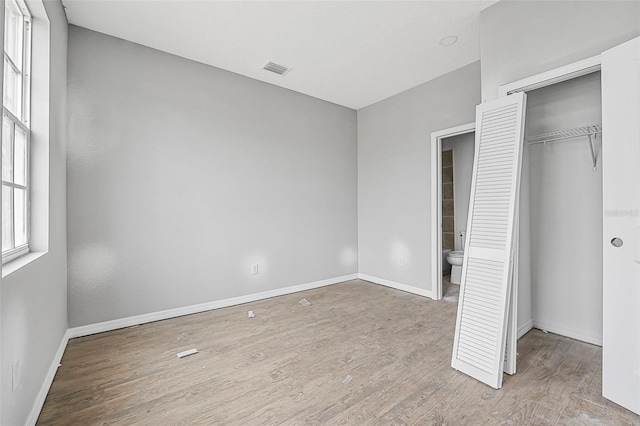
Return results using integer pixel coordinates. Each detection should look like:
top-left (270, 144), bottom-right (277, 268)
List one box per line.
top-left (430, 123), bottom-right (475, 301)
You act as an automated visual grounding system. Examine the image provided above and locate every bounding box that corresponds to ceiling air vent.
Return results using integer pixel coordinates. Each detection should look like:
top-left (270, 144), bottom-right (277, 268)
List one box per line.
top-left (262, 61), bottom-right (291, 76)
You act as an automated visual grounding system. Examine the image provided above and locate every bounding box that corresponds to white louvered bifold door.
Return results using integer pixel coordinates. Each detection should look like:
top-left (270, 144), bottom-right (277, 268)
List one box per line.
top-left (451, 92), bottom-right (526, 389)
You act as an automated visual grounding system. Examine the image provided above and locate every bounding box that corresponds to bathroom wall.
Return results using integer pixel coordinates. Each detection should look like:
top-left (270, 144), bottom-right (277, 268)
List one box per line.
top-left (525, 72), bottom-right (603, 344)
top-left (441, 132), bottom-right (474, 251)
top-left (441, 149), bottom-right (454, 251)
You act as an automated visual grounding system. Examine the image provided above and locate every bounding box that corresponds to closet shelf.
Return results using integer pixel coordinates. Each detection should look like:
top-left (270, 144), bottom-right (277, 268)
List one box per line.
top-left (526, 124), bottom-right (602, 145)
top-left (525, 124), bottom-right (602, 171)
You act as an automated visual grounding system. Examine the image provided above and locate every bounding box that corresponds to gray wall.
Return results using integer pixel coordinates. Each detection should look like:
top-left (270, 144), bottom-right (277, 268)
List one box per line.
top-left (1, 1), bottom-right (68, 424)
top-left (526, 72), bottom-right (603, 342)
top-left (442, 132), bottom-right (474, 251)
top-left (358, 61), bottom-right (480, 292)
top-left (67, 26), bottom-right (358, 327)
top-left (480, 0), bottom-right (640, 101)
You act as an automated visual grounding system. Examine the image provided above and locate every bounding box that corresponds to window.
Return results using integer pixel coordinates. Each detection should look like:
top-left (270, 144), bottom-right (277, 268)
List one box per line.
top-left (2, 0), bottom-right (31, 264)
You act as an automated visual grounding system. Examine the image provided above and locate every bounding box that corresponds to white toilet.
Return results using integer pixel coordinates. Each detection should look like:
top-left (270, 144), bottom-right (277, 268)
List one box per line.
top-left (447, 231), bottom-right (466, 285)
top-left (447, 251), bottom-right (464, 284)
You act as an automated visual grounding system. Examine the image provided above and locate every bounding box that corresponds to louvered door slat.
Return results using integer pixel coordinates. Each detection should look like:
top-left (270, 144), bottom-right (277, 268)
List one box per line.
top-left (451, 92), bottom-right (526, 389)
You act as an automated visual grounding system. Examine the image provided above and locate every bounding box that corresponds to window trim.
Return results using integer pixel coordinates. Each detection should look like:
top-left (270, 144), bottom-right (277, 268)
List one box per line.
top-left (2, 0), bottom-right (32, 265)
top-left (21, 0), bottom-right (31, 127)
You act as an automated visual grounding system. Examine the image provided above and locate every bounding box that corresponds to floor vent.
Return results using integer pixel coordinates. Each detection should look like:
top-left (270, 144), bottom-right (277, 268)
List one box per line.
top-left (262, 61), bottom-right (291, 76)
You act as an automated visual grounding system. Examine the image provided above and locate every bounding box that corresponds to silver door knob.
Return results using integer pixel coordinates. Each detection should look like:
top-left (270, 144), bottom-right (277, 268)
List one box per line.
top-left (611, 237), bottom-right (624, 248)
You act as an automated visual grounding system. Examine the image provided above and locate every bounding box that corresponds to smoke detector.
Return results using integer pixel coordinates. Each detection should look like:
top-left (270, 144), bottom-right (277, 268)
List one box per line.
top-left (261, 61), bottom-right (292, 76)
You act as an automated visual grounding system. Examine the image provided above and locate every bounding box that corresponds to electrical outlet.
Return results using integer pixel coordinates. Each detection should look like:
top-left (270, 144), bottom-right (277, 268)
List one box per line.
top-left (251, 263), bottom-right (259, 275)
top-left (12, 360), bottom-right (21, 391)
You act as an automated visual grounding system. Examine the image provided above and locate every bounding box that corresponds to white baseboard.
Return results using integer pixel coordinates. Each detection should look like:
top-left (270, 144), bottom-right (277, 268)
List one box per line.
top-left (517, 319), bottom-right (533, 339)
top-left (26, 329), bottom-right (70, 426)
top-left (532, 319), bottom-right (603, 346)
top-left (68, 273), bottom-right (359, 339)
top-left (358, 273), bottom-right (433, 299)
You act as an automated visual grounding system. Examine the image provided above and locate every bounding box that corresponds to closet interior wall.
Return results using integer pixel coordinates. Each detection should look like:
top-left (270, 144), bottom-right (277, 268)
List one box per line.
top-left (521, 72), bottom-right (603, 345)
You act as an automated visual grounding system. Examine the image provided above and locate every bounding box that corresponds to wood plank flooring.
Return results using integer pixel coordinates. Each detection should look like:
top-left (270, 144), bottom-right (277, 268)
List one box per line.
top-left (38, 280), bottom-right (640, 425)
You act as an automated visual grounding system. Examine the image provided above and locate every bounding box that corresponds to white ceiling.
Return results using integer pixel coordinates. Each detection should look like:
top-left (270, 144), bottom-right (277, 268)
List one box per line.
top-left (61, 0), bottom-right (498, 110)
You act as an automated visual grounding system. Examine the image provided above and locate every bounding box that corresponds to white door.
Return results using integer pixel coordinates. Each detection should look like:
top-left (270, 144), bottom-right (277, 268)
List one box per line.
top-left (451, 92), bottom-right (526, 389)
top-left (602, 36), bottom-right (640, 415)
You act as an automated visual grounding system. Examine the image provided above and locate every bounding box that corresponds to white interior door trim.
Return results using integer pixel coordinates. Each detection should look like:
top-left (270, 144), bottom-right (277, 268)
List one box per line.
top-left (498, 54), bottom-right (601, 97)
top-left (430, 122), bottom-right (475, 300)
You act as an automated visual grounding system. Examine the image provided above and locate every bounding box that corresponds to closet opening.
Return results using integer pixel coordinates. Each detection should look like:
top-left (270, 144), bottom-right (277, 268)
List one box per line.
top-left (517, 71), bottom-right (603, 347)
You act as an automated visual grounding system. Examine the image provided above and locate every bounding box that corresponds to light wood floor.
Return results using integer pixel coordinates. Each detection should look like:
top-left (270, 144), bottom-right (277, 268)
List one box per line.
top-left (38, 280), bottom-right (640, 425)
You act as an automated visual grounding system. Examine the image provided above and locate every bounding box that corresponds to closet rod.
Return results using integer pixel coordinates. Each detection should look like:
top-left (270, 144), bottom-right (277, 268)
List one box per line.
top-left (526, 124), bottom-right (602, 171)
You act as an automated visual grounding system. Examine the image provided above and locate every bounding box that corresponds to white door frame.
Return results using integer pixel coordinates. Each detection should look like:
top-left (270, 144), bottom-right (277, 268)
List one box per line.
top-left (430, 122), bottom-right (475, 300)
top-left (498, 55), bottom-right (602, 97)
